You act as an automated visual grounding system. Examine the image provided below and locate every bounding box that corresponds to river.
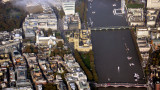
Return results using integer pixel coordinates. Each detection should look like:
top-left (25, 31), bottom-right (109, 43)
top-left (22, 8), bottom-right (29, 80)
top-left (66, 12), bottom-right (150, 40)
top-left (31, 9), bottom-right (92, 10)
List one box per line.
top-left (87, 0), bottom-right (147, 90)
top-left (87, 0), bottom-right (128, 27)
top-left (91, 30), bottom-right (145, 84)
top-left (98, 87), bottom-right (147, 90)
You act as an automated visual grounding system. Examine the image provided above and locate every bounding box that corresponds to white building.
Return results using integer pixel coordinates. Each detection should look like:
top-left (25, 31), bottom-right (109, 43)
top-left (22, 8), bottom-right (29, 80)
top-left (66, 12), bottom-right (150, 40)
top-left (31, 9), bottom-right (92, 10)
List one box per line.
top-left (136, 27), bottom-right (151, 53)
top-left (127, 8), bottom-right (145, 26)
top-left (36, 31), bottom-right (64, 46)
top-left (11, 29), bottom-right (23, 42)
top-left (24, 29), bottom-right (36, 38)
top-left (136, 27), bottom-right (150, 38)
top-left (9, 67), bottom-right (16, 82)
top-left (65, 72), bottom-right (90, 90)
top-left (62, 0), bottom-right (75, 15)
top-left (137, 37), bottom-right (150, 68)
top-left (136, 27), bottom-right (160, 51)
top-left (16, 79), bottom-right (33, 90)
top-left (147, 0), bottom-right (160, 9)
top-left (147, 9), bottom-right (159, 26)
top-left (1, 0), bottom-right (11, 3)
top-left (23, 13), bottom-right (57, 31)
top-left (136, 27), bottom-right (151, 67)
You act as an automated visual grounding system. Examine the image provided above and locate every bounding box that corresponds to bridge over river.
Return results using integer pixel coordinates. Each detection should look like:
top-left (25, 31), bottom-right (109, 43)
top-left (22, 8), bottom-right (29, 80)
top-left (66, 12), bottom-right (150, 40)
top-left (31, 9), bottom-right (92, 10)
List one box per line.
top-left (91, 26), bottom-right (131, 30)
top-left (87, 0), bottom-right (146, 89)
top-left (94, 83), bottom-right (148, 88)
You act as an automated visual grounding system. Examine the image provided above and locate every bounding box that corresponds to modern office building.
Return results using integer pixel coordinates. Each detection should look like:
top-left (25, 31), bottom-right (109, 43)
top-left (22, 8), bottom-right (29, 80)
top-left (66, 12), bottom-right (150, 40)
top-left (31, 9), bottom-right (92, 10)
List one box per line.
top-left (62, 0), bottom-right (75, 15)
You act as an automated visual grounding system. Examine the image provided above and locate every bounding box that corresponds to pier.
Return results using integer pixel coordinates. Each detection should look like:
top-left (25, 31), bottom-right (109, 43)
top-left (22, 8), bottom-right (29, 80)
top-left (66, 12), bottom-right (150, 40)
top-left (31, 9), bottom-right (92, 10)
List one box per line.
top-left (113, 0), bottom-right (125, 15)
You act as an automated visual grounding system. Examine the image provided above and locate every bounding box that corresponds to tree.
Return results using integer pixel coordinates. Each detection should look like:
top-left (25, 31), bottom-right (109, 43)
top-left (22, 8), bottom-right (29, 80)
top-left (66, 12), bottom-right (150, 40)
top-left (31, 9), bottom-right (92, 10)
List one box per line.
top-left (74, 50), bottom-right (93, 81)
top-left (33, 47), bottom-right (38, 54)
top-left (0, 2), bottom-right (26, 32)
top-left (23, 45), bottom-right (38, 54)
top-left (48, 28), bottom-right (53, 36)
top-left (59, 9), bottom-right (65, 19)
top-left (23, 45), bottom-right (31, 53)
top-left (54, 48), bottom-right (60, 55)
top-left (57, 41), bottom-right (63, 48)
top-left (55, 32), bottom-right (62, 39)
top-left (43, 83), bottom-right (57, 90)
top-left (88, 50), bottom-right (98, 82)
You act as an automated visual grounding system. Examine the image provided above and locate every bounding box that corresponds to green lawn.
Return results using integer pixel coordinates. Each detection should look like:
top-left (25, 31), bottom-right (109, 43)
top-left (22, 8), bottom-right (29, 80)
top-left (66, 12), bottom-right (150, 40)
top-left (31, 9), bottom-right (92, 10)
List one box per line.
top-left (80, 53), bottom-right (91, 70)
top-left (127, 3), bottom-right (144, 8)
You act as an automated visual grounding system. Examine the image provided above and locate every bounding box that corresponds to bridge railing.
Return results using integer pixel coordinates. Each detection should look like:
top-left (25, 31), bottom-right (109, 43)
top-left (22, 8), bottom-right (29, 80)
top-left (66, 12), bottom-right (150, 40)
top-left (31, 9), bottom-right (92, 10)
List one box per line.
top-left (95, 83), bottom-right (148, 88)
top-left (91, 26), bottom-right (131, 30)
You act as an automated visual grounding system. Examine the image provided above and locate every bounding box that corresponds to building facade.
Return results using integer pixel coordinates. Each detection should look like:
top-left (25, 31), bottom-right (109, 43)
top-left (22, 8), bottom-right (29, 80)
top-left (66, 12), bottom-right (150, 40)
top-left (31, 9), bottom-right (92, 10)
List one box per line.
top-left (62, 0), bottom-right (75, 15)
top-left (23, 13), bottom-right (57, 31)
top-left (73, 29), bottom-right (92, 52)
top-left (147, 0), bottom-right (160, 9)
top-left (36, 31), bottom-right (64, 46)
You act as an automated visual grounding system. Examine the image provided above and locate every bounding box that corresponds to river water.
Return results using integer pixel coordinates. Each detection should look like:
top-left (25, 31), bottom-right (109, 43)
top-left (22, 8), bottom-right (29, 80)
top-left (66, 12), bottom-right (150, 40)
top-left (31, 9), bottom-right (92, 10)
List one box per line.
top-left (87, 0), bottom-right (147, 90)
top-left (98, 87), bottom-right (147, 90)
top-left (87, 0), bottom-right (128, 27)
top-left (91, 30), bottom-right (145, 84)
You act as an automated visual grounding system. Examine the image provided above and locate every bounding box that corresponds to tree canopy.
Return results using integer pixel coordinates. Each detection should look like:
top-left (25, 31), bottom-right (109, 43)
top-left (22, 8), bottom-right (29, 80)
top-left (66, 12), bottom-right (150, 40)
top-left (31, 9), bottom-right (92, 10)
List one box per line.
top-left (0, 2), bottom-right (27, 31)
top-left (43, 83), bottom-right (57, 90)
